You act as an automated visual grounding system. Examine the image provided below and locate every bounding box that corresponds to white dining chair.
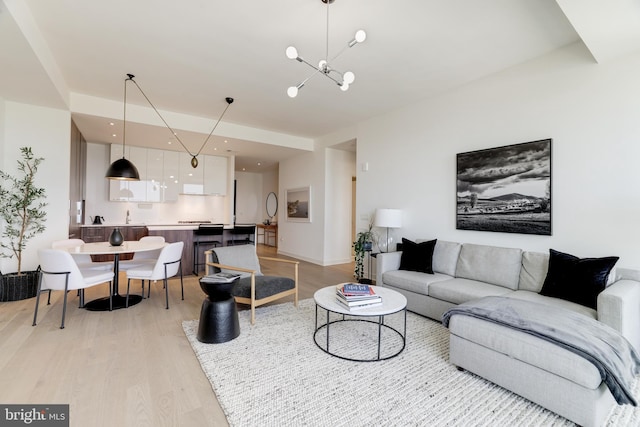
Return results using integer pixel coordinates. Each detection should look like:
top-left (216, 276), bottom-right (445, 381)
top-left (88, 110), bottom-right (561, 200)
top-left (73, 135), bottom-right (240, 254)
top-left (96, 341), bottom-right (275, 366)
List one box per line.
top-left (125, 241), bottom-right (184, 309)
top-left (33, 249), bottom-right (115, 329)
top-left (118, 236), bottom-right (166, 297)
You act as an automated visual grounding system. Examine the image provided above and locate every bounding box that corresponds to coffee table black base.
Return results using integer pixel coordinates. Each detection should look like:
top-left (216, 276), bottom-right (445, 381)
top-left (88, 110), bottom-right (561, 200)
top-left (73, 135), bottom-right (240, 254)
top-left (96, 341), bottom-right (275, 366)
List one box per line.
top-left (313, 305), bottom-right (406, 362)
top-left (84, 294), bottom-right (143, 311)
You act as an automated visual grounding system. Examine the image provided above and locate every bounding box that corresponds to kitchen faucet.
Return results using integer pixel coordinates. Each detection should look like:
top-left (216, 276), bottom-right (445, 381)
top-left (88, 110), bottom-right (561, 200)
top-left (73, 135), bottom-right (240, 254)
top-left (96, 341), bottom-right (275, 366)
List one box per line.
top-left (126, 210), bottom-right (131, 224)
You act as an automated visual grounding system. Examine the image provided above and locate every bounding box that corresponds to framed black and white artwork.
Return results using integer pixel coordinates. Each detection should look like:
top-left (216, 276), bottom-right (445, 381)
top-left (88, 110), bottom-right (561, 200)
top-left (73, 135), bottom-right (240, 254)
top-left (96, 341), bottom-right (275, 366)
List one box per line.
top-left (456, 139), bottom-right (552, 235)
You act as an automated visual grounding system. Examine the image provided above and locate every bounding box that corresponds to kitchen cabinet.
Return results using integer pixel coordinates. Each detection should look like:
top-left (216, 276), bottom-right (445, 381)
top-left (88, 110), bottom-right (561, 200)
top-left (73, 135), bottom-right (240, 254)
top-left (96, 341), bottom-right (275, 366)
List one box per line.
top-left (179, 153), bottom-right (204, 194)
top-left (163, 150), bottom-right (180, 202)
top-left (146, 148), bottom-right (164, 202)
top-left (108, 145), bottom-right (229, 201)
top-left (204, 155), bottom-right (227, 195)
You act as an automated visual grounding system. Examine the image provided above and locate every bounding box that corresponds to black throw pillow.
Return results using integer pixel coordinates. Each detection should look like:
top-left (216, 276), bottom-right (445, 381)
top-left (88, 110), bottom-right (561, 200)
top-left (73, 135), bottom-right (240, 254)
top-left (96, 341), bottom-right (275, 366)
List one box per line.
top-left (539, 249), bottom-right (619, 309)
top-left (399, 238), bottom-right (437, 274)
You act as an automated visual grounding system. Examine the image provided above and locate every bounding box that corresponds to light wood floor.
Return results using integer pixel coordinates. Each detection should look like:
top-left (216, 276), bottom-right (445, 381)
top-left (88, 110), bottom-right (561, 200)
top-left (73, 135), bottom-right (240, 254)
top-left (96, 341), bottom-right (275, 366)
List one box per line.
top-left (0, 245), bottom-right (354, 426)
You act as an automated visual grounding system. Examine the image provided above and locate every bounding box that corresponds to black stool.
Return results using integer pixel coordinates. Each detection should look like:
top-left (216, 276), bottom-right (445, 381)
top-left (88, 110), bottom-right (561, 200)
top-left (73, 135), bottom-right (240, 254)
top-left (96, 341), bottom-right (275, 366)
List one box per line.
top-left (193, 224), bottom-right (224, 275)
top-left (227, 224), bottom-right (256, 246)
top-left (197, 278), bottom-right (240, 344)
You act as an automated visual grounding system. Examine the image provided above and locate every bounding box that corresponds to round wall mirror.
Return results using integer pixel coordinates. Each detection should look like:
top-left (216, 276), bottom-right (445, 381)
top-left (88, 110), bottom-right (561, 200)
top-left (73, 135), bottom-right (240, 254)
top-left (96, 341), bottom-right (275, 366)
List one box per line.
top-left (266, 192), bottom-right (278, 218)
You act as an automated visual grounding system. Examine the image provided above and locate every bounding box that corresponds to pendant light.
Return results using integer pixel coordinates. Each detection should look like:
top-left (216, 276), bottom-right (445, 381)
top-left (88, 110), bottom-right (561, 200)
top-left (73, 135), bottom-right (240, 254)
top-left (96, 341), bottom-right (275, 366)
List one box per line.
top-left (106, 74), bottom-right (140, 180)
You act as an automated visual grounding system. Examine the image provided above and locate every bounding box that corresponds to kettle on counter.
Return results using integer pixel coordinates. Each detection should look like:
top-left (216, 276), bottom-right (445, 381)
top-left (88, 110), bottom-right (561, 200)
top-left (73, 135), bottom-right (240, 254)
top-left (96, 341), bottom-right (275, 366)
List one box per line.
top-left (91, 216), bottom-right (104, 225)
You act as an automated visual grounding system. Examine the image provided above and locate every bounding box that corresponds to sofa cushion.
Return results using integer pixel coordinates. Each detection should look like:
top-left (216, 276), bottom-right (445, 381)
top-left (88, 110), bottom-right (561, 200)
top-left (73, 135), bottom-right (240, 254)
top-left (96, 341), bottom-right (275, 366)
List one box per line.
top-left (518, 251), bottom-right (549, 293)
top-left (431, 240), bottom-right (462, 276)
top-left (508, 290), bottom-right (597, 319)
top-left (455, 244), bottom-right (523, 290)
top-left (428, 278), bottom-right (513, 305)
top-left (382, 270), bottom-right (452, 295)
top-left (540, 249), bottom-right (619, 309)
top-left (399, 238), bottom-right (436, 273)
top-left (448, 314), bottom-right (602, 389)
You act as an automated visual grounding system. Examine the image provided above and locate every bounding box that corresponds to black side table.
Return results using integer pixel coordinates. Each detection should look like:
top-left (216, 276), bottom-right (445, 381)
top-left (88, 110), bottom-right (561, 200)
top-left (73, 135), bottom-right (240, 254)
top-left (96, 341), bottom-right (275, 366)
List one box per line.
top-left (197, 278), bottom-right (240, 343)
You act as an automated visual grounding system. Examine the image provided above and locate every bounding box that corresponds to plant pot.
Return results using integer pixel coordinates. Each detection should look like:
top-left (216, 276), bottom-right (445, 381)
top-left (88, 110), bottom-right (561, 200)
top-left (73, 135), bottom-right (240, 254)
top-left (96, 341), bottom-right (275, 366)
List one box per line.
top-left (0, 270), bottom-right (40, 301)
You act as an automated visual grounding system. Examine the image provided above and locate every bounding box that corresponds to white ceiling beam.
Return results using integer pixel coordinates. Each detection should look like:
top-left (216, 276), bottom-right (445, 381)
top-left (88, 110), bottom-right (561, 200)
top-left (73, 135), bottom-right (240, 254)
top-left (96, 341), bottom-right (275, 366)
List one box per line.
top-left (556, 0), bottom-right (640, 63)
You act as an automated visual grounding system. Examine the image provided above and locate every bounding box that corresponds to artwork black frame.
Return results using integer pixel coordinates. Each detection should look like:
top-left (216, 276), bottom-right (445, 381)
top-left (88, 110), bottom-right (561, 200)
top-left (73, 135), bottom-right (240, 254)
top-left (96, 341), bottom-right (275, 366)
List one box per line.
top-left (456, 138), bottom-right (552, 235)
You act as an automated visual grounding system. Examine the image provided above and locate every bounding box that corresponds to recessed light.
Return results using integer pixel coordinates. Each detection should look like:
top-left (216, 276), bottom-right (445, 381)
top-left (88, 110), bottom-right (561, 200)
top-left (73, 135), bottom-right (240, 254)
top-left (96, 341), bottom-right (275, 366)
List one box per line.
top-left (257, 162), bottom-right (261, 166)
top-left (112, 134), bottom-right (117, 137)
top-left (109, 122), bottom-right (115, 126)
top-left (224, 140), bottom-right (228, 143)
top-left (167, 141), bottom-right (172, 145)
top-left (242, 168), bottom-right (246, 171)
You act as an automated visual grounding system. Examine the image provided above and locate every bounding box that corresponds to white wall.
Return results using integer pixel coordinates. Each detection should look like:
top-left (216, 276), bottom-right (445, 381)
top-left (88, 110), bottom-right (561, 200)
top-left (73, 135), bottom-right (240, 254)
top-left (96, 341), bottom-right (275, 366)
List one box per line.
top-left (355, 42), bottom-right (640, 269)
top-left (234, 171), bottom-right (262, 224)
top-left (324, 148), bottom-right (356, 264)
top-left (278, 149), bottom-right (327, 264)
top-left (1, 101), bottom-right (70, 273)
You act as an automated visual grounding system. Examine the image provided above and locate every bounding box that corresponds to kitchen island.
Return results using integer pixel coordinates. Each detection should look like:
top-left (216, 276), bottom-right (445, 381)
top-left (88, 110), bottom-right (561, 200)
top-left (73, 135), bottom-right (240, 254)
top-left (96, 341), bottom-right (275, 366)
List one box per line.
top-left (80, 223), bottom-right (254, 276)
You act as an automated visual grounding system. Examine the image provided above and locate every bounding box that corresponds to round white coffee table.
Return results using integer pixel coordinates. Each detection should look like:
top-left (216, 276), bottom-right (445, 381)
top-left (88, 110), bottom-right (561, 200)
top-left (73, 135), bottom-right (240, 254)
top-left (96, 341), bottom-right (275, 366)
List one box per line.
top-left (313, 284), bottom-right (407, 362)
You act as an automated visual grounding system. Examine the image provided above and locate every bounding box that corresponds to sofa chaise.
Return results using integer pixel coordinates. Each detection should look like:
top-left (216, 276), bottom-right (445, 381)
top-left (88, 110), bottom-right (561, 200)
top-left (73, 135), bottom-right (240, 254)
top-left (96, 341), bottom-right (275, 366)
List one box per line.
top-left (376, 240), bottom-right (640, 427)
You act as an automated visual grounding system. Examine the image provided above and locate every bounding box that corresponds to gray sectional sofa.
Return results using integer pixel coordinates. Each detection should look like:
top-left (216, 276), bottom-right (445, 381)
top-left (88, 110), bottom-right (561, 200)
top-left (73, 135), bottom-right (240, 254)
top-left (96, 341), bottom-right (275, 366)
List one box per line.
top-left (376, 240), bottom-right (640, 427)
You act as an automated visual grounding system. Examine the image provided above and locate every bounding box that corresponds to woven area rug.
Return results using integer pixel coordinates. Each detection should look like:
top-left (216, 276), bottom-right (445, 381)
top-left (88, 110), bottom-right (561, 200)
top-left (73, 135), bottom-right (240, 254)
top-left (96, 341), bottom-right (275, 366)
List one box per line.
top-left (183, 299), bottom-right (640, 426)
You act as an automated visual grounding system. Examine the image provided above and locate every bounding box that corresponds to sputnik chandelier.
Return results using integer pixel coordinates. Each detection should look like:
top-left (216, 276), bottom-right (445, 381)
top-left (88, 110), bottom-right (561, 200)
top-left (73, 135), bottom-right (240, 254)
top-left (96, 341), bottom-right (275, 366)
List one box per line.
top-left (285, 0), bottom-right (366, 98)
top-left (126, 74), bottom-right (234, 169)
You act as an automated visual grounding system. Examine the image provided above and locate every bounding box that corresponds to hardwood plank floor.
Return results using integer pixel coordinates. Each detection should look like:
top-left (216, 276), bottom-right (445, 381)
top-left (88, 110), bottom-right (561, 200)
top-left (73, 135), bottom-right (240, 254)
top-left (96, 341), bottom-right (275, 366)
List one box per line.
top-left (0, 245), bottom-right (354, 427)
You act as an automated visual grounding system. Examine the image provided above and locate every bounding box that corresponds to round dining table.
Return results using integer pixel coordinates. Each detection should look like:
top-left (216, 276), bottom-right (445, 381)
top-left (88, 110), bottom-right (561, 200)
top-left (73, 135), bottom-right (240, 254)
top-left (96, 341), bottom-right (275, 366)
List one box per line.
top-left (65, 240), bottom-right (167, 311)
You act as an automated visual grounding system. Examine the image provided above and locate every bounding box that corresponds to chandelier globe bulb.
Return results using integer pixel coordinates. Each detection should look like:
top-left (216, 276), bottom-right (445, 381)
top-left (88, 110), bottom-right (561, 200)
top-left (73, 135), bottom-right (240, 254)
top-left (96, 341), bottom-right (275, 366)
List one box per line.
top-left (355, 30), bottom-right (367, 43)
top-left (287, 86), bottom-right (299, 98)
top-left (286, 46), bottom-right (298, 60)
top-left (343, 71), bottom-right (355, 84)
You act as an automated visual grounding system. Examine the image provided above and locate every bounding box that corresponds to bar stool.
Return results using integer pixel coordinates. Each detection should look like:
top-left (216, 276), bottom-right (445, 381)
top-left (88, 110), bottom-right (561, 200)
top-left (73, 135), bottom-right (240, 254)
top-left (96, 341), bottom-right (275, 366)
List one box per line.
top-left (227, 224), bottom-right (256, 246)
top-left (193, 224), bottom-right (224, 275)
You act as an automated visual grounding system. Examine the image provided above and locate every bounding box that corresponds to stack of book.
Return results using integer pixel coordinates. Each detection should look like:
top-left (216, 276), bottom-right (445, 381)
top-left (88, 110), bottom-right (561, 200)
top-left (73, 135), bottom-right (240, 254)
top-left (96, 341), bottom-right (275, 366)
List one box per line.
top-left (336, 283), bottom-right (382, 310)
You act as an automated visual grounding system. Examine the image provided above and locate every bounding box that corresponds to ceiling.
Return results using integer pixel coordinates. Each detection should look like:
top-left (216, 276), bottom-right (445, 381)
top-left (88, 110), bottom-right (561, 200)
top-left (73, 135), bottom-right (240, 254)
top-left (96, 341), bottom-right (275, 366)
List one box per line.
top-left (2, 0), bottom-right (640, 172)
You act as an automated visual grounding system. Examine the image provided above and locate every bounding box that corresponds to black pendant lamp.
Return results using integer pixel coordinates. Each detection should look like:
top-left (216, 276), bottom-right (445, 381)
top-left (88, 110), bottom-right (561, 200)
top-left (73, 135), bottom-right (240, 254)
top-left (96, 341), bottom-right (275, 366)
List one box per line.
top-left (106, 74), bottom-right (140, 180)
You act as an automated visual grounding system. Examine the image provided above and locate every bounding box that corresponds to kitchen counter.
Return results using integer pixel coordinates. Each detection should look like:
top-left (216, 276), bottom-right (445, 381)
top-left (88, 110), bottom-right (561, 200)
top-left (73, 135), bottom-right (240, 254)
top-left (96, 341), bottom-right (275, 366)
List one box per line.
top-left (81, 223), bottom-right (233, 231)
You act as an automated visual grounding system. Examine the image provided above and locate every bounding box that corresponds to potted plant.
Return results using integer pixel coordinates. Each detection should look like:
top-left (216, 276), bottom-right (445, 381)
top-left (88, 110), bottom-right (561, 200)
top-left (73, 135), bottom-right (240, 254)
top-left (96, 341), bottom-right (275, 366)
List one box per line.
top-left (0, 147), bottom-right (47, 301)
top-left (352, 220), bottom-right (376, 284)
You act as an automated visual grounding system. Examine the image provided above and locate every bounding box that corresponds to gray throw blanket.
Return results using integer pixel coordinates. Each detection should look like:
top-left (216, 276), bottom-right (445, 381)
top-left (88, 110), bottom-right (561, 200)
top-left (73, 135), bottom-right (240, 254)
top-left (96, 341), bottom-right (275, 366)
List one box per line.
top-left (442, 296), bottom-right (640, 406)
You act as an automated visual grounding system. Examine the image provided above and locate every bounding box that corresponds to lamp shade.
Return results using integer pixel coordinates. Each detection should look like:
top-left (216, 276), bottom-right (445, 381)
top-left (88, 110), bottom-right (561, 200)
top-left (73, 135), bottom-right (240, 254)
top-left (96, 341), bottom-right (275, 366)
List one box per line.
top-left (374, 208), bottom-right (402, 228)
top-left (105, 158), bottom-right (140, 180)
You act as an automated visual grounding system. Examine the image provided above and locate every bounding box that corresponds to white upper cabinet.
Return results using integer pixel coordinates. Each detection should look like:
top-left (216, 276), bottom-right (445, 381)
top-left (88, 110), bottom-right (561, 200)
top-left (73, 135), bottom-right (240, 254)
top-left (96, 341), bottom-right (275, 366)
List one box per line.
top-left (109, 145), bottom-right (228, 201)
top-left (179, 153), bottom-right (205, 194)
top-left (163, 150), bottom-right (180, 202)
top-left (146, 148), bottom-right (164, 202)
top-left (204, 155), bottom-right (228, 195)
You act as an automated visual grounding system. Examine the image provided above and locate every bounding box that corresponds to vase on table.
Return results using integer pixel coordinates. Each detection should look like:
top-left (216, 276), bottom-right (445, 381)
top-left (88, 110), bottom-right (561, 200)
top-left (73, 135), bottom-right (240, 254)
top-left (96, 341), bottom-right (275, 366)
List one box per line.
top-left (109, 228), bottom-right (123, 246)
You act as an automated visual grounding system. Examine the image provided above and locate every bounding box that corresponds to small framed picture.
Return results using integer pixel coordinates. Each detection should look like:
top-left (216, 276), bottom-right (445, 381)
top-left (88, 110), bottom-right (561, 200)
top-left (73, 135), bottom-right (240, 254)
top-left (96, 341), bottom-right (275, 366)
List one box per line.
top-left (286, 186), bottom-right (311, 222)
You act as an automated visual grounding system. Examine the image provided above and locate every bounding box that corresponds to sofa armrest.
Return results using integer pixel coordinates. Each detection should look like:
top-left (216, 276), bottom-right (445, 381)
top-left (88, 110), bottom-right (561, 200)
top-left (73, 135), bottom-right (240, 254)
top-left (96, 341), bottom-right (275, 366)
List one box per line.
top-left (598, 279), bottom-right (640, 352)
top-left (376, 251), bottom-right (402, 286)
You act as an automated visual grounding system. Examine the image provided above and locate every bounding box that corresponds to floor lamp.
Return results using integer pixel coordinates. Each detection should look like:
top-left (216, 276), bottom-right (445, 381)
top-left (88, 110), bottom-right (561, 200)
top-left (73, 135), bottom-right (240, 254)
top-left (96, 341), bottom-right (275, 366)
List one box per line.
top-left (374, 208), bottom-right (402, 252)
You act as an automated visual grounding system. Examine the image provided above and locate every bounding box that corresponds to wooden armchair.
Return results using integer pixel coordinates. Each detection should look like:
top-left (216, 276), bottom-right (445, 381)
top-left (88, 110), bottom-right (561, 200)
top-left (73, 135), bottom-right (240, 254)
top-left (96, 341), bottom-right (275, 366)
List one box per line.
top-left (204, 245), bottom-right (298, 325)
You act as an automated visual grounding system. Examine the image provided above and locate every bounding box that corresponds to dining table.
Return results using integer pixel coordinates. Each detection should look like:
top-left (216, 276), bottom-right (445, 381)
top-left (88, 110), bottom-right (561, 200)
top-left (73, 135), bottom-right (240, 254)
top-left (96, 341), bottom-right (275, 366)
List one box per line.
top-left (65, 240), bottom-right (167, 311)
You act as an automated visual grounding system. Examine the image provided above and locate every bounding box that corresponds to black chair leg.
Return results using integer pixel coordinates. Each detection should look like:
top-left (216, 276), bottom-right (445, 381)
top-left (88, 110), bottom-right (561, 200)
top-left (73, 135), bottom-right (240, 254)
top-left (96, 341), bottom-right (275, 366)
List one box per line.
top-left (164, 277), bottom-right (169, 309)
top-left (60, 277), bottom-right (70, 329)
top-left (32, 272), bottom-right (44, 327)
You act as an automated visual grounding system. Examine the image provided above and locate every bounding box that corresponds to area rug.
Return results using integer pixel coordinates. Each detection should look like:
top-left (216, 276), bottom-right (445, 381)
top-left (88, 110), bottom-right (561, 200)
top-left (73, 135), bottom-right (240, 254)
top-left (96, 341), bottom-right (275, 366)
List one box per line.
top-left (183, 299), bottom-right (640, 426)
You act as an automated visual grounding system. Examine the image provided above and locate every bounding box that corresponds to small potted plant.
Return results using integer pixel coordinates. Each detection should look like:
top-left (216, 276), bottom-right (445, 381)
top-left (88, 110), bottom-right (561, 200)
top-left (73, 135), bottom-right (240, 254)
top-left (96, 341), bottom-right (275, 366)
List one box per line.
top-left (352, 220), bottom-right (377, 284)
top-left (0, 147), bottom-right (47, 301)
